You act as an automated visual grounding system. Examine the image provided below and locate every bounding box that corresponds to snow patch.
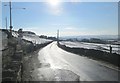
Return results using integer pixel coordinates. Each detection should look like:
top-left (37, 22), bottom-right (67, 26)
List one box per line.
top-left (60, 41), bottom-right (120, 54)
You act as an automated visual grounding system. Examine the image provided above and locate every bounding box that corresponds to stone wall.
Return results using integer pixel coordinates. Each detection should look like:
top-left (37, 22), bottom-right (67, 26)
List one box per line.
top-left (2, 34), bottom-right (52, 82)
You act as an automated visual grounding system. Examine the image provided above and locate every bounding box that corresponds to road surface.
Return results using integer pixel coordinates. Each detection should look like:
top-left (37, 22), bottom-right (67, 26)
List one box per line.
top-left (37, 42), bottom-right (119, 81)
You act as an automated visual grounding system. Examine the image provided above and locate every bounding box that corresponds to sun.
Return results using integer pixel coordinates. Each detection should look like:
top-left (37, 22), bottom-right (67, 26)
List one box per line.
top-left (47, 0), bottom-right (60, 6)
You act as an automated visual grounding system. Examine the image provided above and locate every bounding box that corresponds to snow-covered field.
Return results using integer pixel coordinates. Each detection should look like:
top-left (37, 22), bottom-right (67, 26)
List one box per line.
top-left (22, 34), bottom-right (52, 44)
top-left (60, 41), bottom-right (120, 54)
top-left (12, 31), bottom-right (52, 44)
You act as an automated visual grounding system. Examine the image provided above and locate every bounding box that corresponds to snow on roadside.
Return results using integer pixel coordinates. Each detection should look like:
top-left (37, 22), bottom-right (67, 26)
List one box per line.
top-left (60, 41), bottom-right (120, 54)
top-left (12, 31), bottom-right (18, 38)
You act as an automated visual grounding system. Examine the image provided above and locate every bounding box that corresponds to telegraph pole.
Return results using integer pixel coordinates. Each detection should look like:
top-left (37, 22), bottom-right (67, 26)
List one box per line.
top-left (57, 30), bottom-right (59, 45)
top-left (5, 17), bottom-right (7, 30)
top-left (9, 1), bottom-right (13, 34)
top-left (4, 1), bottom-right (26, 38)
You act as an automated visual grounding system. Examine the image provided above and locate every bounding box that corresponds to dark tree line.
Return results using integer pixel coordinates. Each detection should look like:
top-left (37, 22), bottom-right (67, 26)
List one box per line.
top-left (39, 35), bottom-right (57, 41)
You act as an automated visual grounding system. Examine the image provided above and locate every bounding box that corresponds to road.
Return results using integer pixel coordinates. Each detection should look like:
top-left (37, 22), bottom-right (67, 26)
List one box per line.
top-left (37, 42), bottom-right (119, 81)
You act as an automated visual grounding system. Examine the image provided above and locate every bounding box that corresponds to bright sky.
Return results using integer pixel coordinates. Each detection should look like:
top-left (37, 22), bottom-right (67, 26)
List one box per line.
top-left (2, 1), bottom-right (118, 37)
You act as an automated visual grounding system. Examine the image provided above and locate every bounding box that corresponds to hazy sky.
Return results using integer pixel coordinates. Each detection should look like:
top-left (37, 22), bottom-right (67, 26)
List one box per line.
top-left (2, 1), bottom-right (118, 37)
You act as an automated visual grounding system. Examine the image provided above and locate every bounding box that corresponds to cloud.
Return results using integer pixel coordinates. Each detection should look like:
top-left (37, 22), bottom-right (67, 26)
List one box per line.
top-left (64, 26), bottom-right (87, 31)
top-left (60, 31), bottom-right (80, 36)
top-left (64, 27), bottom-right (77, 30)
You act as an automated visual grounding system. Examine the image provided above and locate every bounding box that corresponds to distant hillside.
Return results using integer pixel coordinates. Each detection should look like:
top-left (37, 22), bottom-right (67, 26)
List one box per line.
top-left (60, 35), bottom-right (119, 40)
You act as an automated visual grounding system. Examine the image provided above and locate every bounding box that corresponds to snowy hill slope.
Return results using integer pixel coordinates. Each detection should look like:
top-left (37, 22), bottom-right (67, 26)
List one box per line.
top-left (12, 31), bottom-right (52, 44)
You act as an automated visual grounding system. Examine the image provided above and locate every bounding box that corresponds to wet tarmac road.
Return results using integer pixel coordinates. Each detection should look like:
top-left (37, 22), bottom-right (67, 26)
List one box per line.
top-left (38, 42), bottom-right (119, 81)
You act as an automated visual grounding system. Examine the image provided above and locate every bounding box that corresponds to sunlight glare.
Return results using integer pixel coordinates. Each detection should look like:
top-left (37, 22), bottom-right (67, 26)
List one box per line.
top-left (47, 0), bottom-right (60, 6)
